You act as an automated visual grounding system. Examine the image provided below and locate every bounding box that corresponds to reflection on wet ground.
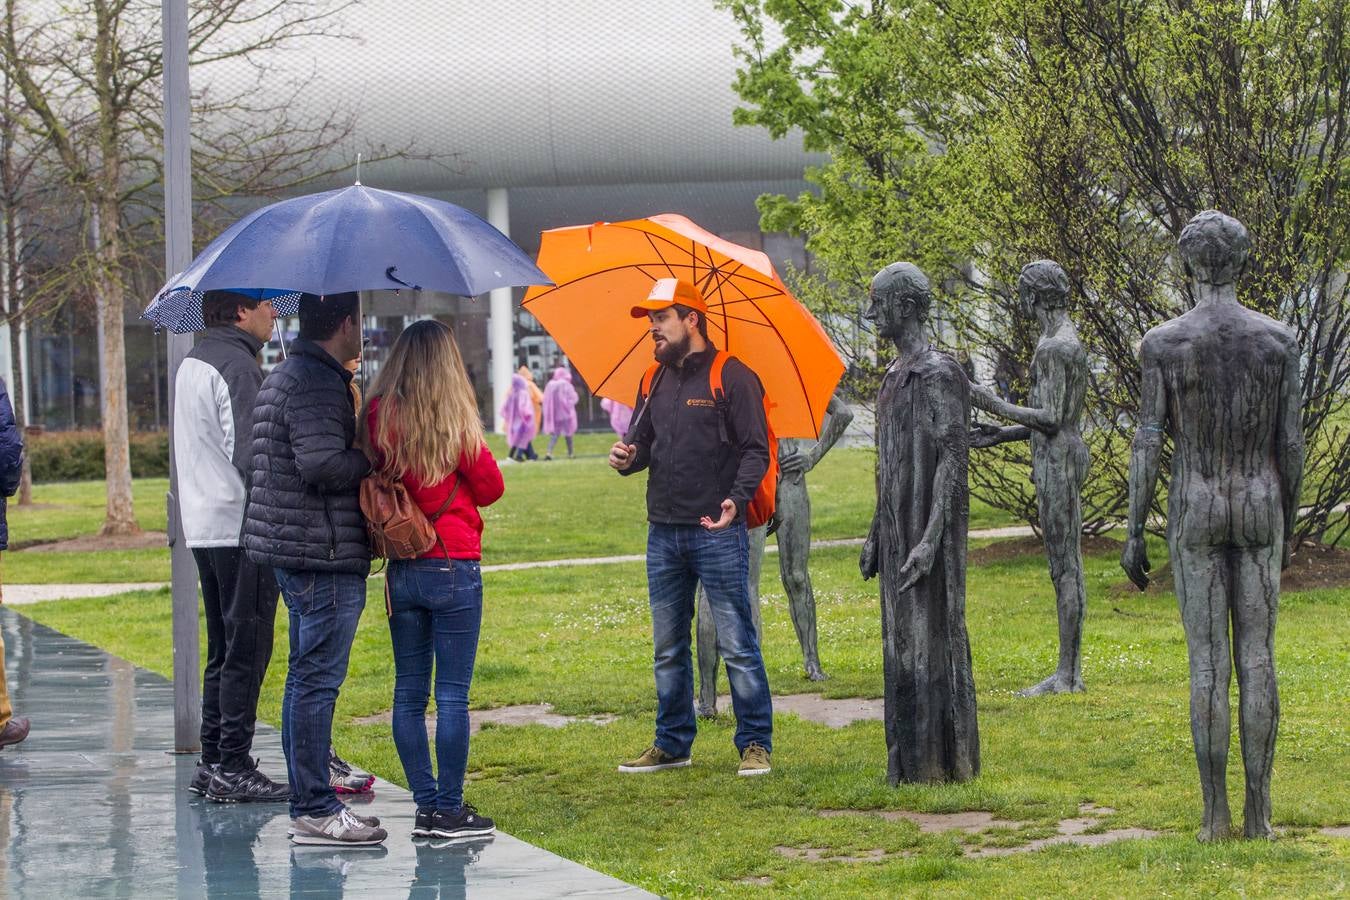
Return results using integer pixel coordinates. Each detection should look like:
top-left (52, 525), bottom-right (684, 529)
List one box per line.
top-left (0, 608), bottom-right (652, 898)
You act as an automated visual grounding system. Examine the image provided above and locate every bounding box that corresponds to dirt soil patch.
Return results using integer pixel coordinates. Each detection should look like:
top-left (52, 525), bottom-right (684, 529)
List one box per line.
top-left (774, 846), bottom-right (906, 863)
top-left (21, 531), bottom-right (168, 553)
top-left (1322, 826), bottom-right (1350, 839)
top-left (353, 702), bottom-right (617, 736)
top-left (1113, 541), bottom-right (1350, 595)
top-left (820, 809), bottom-right (1029, 833)
top-left (814, 803), bottom-right (1158, 860)
top-left (707, 693), bottom-right (883, 728)
top-left (969, 534), bottom-right (1123, 566)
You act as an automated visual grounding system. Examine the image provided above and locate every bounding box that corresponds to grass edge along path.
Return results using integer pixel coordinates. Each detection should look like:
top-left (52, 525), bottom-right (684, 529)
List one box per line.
top-left (15, 543), bottom-right (1349, 898)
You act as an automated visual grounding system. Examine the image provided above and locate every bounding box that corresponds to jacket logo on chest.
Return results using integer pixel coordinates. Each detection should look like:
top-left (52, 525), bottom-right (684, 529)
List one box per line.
top-left (686, 398), bottom-right (716, 408)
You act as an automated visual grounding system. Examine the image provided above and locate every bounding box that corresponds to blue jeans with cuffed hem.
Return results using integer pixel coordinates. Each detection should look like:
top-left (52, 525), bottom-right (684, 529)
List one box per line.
top-left (646, 522), bottom-right (773, 757)
top-left (275, 567), bottom-right (366, 819)
top-left (387, 558), bottom-right (483, 811)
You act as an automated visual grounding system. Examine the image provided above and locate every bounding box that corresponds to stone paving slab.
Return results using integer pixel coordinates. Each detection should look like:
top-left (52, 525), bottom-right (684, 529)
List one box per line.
top-left (0, 608), bottom-right (654, 899)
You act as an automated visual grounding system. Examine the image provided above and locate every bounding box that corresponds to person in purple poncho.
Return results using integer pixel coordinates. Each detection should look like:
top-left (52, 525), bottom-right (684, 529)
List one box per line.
top-left (600, 397), bottom-right (633, 438)
top-left (500, 373), bottom-right (537, 462)
top-left (542, 365), bottom-right (579, 460)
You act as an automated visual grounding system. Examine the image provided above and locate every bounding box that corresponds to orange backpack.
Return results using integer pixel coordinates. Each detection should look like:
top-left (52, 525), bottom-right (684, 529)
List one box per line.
top-left (640, 351), bottom-right (779, 530)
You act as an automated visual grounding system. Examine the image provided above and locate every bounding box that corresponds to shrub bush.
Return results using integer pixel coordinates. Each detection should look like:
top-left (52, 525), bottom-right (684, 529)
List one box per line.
top-left (27, 430), bottom-right (170, 482)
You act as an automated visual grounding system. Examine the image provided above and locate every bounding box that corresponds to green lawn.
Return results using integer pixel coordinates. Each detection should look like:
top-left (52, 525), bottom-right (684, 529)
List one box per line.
top-left (18, 541), bottom-right (1349, 897)
top-left (4, 439), bottom-right (1018, 583)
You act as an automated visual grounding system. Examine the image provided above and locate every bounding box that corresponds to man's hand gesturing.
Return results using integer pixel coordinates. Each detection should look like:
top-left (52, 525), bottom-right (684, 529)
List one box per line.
top-left (608, 441), bottom-right (637, 471)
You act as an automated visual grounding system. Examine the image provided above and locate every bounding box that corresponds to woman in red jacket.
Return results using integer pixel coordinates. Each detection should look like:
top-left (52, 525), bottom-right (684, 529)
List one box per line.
top-left (360, 319), bottom-right (504, 841)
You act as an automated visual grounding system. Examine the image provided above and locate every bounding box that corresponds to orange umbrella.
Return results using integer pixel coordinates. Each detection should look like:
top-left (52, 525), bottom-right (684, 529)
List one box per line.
top-left (523, 214), bottom-right (845, 439)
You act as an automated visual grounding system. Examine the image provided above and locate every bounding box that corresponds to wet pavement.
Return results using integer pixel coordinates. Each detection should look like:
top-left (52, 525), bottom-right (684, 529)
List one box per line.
top-left (0, 608), bottom-right (653, 898)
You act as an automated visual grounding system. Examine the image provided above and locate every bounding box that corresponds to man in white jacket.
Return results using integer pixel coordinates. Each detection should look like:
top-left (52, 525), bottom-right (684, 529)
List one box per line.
top-left (175, 291), bottom-right (289, 802)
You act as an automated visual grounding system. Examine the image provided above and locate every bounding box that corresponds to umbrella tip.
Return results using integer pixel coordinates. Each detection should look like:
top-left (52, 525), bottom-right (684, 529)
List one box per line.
top-left (354, 153), bottom-right (362, 186)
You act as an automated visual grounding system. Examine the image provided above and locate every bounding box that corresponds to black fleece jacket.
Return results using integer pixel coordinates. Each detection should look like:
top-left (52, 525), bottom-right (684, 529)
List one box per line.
top-left (622, 348), bottom-right (769, 525)
top-left (242, 339), bottom-right (371, 575)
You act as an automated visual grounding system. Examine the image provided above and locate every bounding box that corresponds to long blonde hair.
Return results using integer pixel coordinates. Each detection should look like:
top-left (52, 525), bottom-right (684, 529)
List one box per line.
top-left (360, 319), bottom-right (483, 483)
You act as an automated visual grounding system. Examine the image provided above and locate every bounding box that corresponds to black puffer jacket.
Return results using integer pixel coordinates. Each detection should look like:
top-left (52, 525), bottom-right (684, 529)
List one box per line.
top-left (243, 339), bottom-right (371, 575)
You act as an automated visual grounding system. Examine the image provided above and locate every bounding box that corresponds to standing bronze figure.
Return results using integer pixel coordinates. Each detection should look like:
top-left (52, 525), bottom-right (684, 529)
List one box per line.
top-left (775, 393), bottom-right (853, 681)
top-left (696, 395), bottom-right (852, 713)
top-left (860, 262), bottom-right (979, 785)
top-left (1121, 211), bottom-right (1302, 841)
top-left (970, 260), bottom-right (1090, 696)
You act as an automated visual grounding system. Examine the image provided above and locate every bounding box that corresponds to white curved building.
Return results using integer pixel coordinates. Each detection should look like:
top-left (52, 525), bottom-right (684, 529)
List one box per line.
top-left (16, 0), bottom-right (822, 432)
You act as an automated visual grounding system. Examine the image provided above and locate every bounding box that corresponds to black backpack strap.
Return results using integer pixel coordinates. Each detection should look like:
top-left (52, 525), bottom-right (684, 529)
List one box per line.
top-left (709, 351), bottom-right (731, 445)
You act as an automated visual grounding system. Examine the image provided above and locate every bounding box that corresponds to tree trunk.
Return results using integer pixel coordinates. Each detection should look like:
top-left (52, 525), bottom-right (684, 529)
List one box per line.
top-left (93, 196), bottom-right (137, 536)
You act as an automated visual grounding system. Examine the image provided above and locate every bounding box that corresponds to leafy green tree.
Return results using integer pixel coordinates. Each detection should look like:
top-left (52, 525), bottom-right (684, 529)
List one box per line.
top-left (723, 0), bottom-right (1350, 543)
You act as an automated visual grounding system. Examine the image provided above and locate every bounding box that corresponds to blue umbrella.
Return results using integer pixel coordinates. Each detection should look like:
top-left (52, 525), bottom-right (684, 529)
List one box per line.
top-left (143, 286), bottom-right (304, 334)
top-left (149, 184), bottom-right (550, 312)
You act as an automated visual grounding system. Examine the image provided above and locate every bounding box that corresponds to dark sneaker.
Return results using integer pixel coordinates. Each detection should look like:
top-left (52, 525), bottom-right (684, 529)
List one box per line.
top-left (618, 745), bottom-right (691, 773)
top-left (738, 742), bottom-right (771, 776)
top-left (329, 748), bottom-right (375, 794)
top-left (412, 807), bottom-right (437, 838)
top-left (188, 760), bottom-right (219, 795)
top-left (206, 761), bottom-right (290, 803)
top-left (0, 716), bottom-right (30, 750)
top-left (423, 804), bottom-right (495, 840)
top-left (290, 807), bottom-right (388, 846)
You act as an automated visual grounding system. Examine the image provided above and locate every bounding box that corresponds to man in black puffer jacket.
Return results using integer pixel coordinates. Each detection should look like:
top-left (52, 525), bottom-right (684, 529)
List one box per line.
top-left (243, 292), bottom-right (385, 847)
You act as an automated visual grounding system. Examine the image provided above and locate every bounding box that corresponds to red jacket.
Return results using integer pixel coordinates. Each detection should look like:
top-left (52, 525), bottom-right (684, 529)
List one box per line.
top-left (366, 398), bottom-right (504, 560)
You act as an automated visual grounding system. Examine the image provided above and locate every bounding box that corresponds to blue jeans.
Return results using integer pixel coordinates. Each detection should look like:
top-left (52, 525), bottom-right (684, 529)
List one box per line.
top-left (646, 522), bottom-right (773, 756)
top-left (387, 558), bottom-right (483, 811)
top-left (275, 567), bottom-right (367, 819)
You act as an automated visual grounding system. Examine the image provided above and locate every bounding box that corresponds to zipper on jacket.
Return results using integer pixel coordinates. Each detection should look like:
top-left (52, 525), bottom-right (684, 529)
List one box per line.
top-left (321, 495), bottom-right (336, 560)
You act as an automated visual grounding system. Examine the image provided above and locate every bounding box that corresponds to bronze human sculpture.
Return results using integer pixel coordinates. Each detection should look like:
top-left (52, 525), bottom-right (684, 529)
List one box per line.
top-left (970, 260), bottom-right (1090, 696)
top-left (775, 393), bottom-right (853, 681)
top-left (695, 393), bottom-right (854, 715)
top-left (860, 262), bottom-right (979, 785)
top-left (1121, 211), bottom-right (1302, 841)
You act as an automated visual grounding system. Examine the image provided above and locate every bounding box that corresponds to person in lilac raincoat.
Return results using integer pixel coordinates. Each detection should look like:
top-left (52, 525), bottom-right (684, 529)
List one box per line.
top-left (501, 373), bottom-right (537, 462)
top-left (600, 397), bottom-right (633, 439)
top-left (542, 365), bottom-right (579, 460)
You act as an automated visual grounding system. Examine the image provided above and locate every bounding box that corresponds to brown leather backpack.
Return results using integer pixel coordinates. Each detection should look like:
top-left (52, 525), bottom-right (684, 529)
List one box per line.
top-left (360, 473), bottom-right (458, 560)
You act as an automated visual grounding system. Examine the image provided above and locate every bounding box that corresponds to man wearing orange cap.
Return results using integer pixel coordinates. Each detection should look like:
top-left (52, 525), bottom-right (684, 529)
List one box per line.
top-left (609, 278), bottom-right (774, 776)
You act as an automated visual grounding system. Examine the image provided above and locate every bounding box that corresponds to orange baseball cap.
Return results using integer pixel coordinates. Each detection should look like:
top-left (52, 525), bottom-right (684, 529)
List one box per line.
top-left (630, 278), bottom-right (709, 318)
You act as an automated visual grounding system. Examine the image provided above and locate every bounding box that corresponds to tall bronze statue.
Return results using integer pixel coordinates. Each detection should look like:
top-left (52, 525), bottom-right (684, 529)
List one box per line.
top-left (970, 260), bottom-right (1090, 696)
top-left (696, 393), bottom-right (855, 714)
top-left (1121, 211), bottom-right (1303, 841)
top-left (860, 262), bottom-right (979, 785)
top-left (775, 393), bottom-right (853, 681)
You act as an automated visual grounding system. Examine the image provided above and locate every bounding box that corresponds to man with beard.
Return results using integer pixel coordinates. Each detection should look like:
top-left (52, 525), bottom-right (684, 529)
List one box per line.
top-left (608, 278), bottom-right (774, 776)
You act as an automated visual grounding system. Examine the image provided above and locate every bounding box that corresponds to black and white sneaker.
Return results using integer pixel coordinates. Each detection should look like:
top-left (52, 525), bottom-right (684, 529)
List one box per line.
top-left (206, 761), bottom-right (290, 803)
top-left (188, 761), bottom-right (219, 796)
top-left (422, 804), bottom-right (495, 840)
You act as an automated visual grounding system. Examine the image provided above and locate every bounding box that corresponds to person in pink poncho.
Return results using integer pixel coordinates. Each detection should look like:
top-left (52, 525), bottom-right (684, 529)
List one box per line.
top-left (500, 373), bottom-right (537, 462)
top-left (542, 365), bottom-right (580, 459)
top-left (600, 397), bottom-right (633, 439)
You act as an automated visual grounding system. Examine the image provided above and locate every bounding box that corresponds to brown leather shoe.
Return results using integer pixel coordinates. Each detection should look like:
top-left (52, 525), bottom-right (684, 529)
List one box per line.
top-left (0, 716), bottom-right (30, 749)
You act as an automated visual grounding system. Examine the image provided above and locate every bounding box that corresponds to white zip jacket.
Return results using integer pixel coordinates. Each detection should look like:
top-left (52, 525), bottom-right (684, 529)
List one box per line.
top-left (173, 326), bottom-right (265, 548)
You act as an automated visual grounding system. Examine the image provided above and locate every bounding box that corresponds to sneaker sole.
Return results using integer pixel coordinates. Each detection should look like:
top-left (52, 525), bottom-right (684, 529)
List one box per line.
top-left (426, 826), bottom-right (496, 840)
top-left (617, 759), bottom-right (691, 773)
top-left (206, 793), bottom-right (290, 803)
top-left (333, 776), bottom-right (375, 794)
top-left (737, 767), bottom-right (771, 776)
top-left (289, 833), bottom-right (386, 846)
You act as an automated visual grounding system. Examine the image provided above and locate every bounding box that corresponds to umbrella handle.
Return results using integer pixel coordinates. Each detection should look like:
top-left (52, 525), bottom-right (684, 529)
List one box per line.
top-left (386, 266), bottom-right (422, 291)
